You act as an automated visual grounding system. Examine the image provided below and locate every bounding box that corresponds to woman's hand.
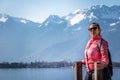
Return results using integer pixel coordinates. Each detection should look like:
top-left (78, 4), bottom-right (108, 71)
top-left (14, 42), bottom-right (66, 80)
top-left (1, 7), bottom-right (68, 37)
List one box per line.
top-left (96, 62), bottom-right (107, 70)
top-left (73, 61), bottom-right (82, 68)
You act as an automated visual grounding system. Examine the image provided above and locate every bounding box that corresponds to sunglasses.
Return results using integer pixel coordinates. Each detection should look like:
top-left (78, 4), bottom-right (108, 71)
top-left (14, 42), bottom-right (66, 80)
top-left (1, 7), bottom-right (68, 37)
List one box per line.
top-left (88, 27), bottom-right (98, 31)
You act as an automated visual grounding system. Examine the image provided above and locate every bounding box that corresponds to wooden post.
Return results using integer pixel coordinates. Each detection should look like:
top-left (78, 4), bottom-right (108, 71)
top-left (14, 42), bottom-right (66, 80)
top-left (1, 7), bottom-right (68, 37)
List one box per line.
top-left (74, 62), bottom-right (82, 80)
top-left (94, 62), bottom-right (97, 80)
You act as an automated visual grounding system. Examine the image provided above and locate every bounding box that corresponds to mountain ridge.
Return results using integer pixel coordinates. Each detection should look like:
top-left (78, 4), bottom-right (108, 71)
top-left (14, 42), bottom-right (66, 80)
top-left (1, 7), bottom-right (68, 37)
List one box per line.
top-left (0, 5), bottom-right (120, 62)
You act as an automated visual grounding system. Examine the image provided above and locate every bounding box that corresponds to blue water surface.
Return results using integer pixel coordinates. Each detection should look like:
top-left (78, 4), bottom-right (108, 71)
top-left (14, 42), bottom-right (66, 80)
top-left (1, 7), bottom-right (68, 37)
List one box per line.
top-left (0, 68), bottom-right (119, 80)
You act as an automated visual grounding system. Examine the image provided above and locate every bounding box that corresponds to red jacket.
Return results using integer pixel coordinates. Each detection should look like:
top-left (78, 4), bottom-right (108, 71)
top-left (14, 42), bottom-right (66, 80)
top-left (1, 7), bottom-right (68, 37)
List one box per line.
top-left (81, 35), bottom-right (109, 72)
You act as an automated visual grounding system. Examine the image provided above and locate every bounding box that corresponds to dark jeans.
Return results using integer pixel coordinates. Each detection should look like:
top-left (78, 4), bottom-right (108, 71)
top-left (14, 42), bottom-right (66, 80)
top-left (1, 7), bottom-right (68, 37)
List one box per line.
top-left (84, 68), bottom-right (111, 80)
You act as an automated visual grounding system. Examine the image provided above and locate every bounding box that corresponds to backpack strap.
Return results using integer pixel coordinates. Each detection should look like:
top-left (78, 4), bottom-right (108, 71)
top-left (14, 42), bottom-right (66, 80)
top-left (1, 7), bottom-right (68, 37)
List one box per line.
top-left (97, 39), bottom-right (103, 54)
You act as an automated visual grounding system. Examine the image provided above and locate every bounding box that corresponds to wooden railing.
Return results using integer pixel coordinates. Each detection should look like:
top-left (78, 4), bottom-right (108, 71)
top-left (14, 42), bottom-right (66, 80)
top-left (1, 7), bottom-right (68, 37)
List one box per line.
top-left (74, 62), bottom-right (98, 80)
top-left (94, 62), bottom-right (97, 80)
top-left (74, 62), bottom-right (82, 80)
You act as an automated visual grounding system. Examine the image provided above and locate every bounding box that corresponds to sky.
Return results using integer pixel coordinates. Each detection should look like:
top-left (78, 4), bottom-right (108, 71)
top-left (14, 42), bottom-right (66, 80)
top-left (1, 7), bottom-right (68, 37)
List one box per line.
top-left (0, 0), bottom-right (120, 23)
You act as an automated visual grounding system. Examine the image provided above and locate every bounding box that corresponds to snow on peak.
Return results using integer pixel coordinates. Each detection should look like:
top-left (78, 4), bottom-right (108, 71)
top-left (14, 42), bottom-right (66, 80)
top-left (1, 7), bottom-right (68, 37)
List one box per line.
top-left (110, 21), bottom-right (120, 27)
top-left (110, 23), bottom-right (116, 26)
top-left (20, 19), bottom-right (28, 24)
top-left (44, 21), bottom-right (49, 26)
top-left (70, 13), bottom-right (86, 25)
top-left (0, 16), bottom-right (8, 22)
top-left (72, 9), bottom-right (81, 14)
top-left (88, 4), bottom-right (106, 10)
top-left (46, 15), bottom-right (61, 22)
top-left (88, 12), bottom-right (97, 21)
top-left (43, 15), bottom-right (64, 26)
top-left (58, 21), bottom-right (64, 24)
top-left (73, 27), bottom-right (82, 31)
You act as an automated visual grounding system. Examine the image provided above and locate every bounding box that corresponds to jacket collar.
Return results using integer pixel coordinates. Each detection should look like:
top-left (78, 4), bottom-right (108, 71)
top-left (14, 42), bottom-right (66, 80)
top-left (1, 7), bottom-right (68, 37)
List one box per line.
top-left (90, 35), bottom-right (102, 41)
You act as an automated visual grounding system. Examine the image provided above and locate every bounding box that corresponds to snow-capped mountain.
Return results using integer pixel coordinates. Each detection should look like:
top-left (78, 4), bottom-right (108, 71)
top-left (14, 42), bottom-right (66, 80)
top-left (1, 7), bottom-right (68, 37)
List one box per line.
top-left (0, 5), bottom-right (120, 62)
top-left (65, 5), bottom-right (120, 25)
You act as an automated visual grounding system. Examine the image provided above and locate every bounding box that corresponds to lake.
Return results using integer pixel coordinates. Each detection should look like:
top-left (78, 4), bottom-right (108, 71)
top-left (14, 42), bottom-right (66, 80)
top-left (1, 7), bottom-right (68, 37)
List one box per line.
top-left (0, 68), bottom-right (119, 80)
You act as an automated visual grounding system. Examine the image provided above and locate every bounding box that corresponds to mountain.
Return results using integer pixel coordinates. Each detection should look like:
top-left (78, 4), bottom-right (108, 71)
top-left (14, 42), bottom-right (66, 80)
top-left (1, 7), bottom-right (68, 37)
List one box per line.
top-left (0, 5), bottom-right (120, 62)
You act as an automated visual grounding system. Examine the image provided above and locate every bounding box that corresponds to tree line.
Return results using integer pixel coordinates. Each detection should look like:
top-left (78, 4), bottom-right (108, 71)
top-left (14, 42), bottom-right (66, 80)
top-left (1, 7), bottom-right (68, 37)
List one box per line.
top-left (0, 61), bottom-right (120, 68)
top-left (0, 61), bottom-right (73, 68)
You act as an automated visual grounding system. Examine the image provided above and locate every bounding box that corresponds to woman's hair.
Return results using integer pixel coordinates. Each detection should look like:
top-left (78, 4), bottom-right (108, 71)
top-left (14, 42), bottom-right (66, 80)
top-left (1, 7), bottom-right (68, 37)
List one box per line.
top-left (89, 22), bottom-right (101, 30)
top-left (89, 22), bottom-right (101, 34)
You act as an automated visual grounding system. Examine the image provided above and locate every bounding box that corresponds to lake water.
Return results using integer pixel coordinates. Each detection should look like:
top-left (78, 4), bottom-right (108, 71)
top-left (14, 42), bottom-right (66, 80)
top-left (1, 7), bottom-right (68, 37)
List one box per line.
top-left (0, 68), bottom-right (119, 80)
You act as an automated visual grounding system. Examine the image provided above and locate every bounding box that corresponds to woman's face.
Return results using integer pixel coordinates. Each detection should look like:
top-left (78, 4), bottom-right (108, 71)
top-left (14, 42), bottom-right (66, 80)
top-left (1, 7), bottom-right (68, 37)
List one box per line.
top-left (88, 24), bottom-right (100, 37)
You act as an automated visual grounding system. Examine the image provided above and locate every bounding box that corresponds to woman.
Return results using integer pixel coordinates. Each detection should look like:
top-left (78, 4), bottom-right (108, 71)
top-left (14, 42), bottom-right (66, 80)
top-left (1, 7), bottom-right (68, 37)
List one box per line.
top-left (81, 22), bottom-right (111, 80)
